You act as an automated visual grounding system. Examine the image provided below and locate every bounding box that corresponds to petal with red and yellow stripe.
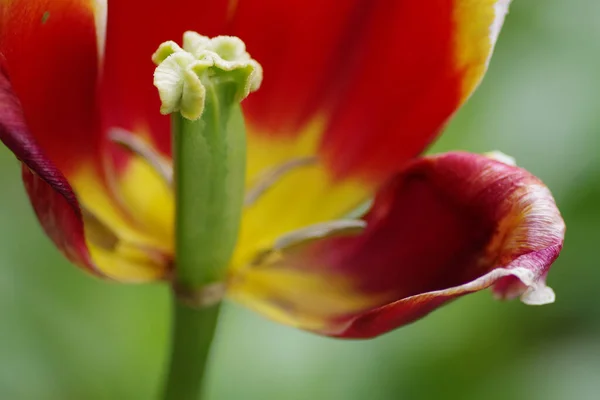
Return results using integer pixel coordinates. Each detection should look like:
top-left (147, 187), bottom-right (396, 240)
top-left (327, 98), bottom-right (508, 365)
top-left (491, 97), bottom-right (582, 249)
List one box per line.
top-left (232, 0), bottom-right (514, 265)
top-left (228, 152), bottom-right (565, 338)
top-left (0, 0), bottom-right (169, 281)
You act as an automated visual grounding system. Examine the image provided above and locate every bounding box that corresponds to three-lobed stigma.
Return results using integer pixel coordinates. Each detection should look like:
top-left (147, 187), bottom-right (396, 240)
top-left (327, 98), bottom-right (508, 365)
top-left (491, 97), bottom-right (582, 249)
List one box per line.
top-left (152, 32), bottom-right (263, 121)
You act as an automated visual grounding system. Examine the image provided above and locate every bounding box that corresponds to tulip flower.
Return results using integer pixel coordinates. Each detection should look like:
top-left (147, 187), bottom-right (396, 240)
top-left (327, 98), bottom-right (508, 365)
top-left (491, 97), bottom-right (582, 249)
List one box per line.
top-left (0, 0), bottom-right (565, 397)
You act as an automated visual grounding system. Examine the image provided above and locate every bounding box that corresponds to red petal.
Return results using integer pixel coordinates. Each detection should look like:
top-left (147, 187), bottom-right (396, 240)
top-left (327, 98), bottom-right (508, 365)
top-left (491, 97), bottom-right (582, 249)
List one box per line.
top-left (230, 152), bottom-right (565, 338)
top-left (0, 0), bottom-right (102, 174)
top-left (101, 1), bottom-right (508, 175)
top-left (236, 0), bottom-right (511, 182)
top-left (22, 166), bottom-right (98, 273)
top-left (231, 0), bottom-right (365, 135)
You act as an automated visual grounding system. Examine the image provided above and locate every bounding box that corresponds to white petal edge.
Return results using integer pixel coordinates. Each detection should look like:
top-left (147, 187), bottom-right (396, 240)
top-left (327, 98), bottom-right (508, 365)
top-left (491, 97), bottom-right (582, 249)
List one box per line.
top-left (486, 0), bottom-right (513, 66)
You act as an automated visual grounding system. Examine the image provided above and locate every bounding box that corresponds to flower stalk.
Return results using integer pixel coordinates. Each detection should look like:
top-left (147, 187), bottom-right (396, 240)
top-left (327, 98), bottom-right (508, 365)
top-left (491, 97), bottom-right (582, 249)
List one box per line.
top-left (163, 302), bottom-right (221, 400)
top-left (153, 33), bottom-right (262, 399)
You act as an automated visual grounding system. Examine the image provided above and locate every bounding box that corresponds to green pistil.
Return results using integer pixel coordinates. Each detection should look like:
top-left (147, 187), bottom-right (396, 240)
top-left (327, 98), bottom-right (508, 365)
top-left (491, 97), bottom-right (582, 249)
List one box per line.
top-left (154, 32), bottom-right (262, 400)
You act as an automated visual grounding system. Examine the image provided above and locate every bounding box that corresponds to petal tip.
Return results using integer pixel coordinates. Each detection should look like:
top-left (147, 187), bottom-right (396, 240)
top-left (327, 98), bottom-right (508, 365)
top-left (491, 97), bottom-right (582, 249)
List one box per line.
top-left (521, 284), bottom-right (555, 306)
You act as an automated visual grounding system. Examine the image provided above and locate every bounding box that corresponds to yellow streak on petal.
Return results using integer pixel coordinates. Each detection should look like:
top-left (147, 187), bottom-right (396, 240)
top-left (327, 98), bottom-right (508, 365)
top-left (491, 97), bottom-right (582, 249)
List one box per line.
top-left (72, 165), bottom-right (158, 246)
top-left (87, 241), bottom-right (167, 282)
top-left (71, 164), bottom-right (171, 280)
top-left (233, 118), bottom-right (371, 269)
top-left (116, 156), bottom-right (174, 253)
top-left (454, 0), bottom-right (511, 99)
top-left (229, 265), bottom-right (385, 333)
top-left (244, 118), bottom-right (324, 185)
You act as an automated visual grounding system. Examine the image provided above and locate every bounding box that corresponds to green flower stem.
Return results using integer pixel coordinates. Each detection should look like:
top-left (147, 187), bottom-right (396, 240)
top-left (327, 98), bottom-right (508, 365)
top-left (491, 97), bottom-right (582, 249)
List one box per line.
top-left (163, 302), bottom-right (221, 400)
top-left (163, 81), bottom-right (247, 400)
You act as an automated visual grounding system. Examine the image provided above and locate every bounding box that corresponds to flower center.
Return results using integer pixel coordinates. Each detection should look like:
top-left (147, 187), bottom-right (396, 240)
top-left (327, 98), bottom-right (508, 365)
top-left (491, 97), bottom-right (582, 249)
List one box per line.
top-left (109, 130), bottom-right (324, 212)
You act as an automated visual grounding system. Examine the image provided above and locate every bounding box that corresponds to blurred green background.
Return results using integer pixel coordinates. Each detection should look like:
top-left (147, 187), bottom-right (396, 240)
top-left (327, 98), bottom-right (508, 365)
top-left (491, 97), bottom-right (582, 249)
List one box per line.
top-left (1, 1), bottom-right (599, 399)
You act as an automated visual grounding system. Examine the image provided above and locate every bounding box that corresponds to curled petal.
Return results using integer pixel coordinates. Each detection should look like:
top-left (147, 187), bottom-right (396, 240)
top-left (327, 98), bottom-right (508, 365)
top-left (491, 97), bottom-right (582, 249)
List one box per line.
top-left (0, 68), bottom-right (96, 273)
top-left (0, 0), bottom-right (98, 268)
top-left (22, 166), bottom-right (97, 273)
top-left (229, 152), bottom-right (565, 338)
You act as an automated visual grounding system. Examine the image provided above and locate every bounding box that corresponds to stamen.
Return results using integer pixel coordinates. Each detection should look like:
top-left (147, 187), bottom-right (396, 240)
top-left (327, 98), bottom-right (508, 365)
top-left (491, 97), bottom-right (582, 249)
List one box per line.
top-left (109, 128), bottom-right (173, 187)
top-left (244, 157), bottom-right (317, 207)
top-left (274, 220), bottom-right (367, 250)
top-left (244, 219), bottom-right (367, 270)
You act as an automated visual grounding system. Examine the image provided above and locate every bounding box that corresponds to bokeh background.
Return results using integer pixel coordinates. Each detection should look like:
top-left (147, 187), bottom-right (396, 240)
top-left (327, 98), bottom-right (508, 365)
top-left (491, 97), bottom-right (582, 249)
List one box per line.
top-left (1, 1), bottom-right (599, 399)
